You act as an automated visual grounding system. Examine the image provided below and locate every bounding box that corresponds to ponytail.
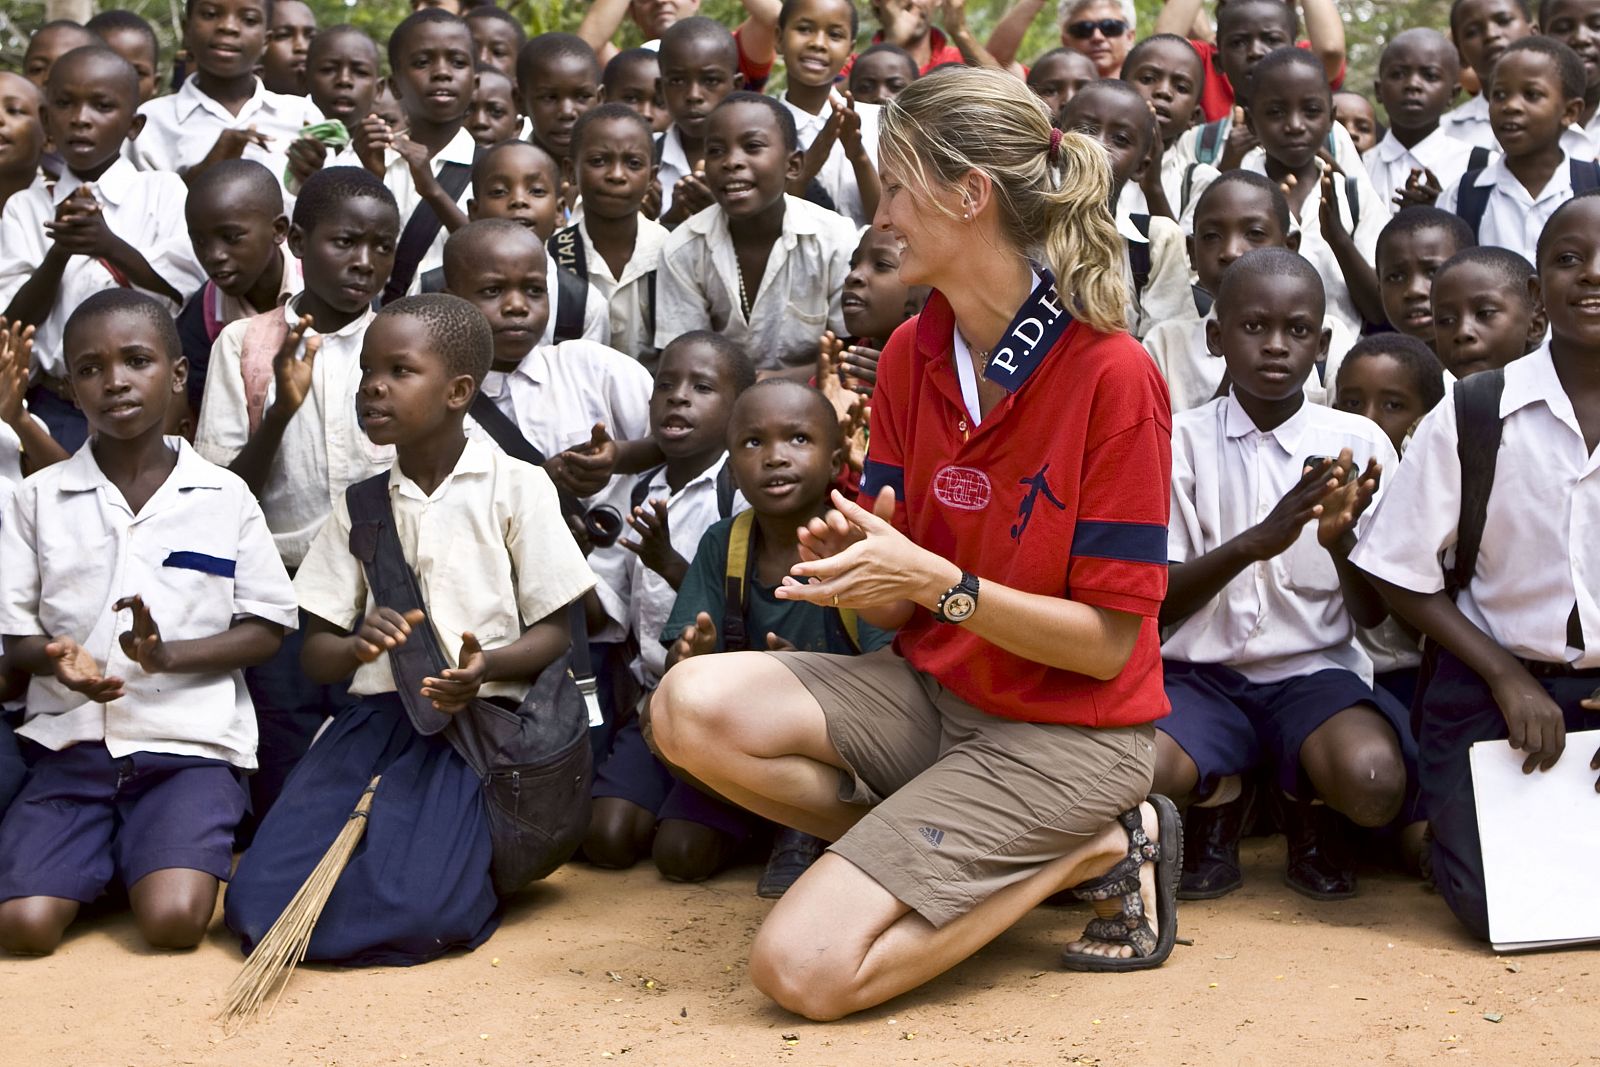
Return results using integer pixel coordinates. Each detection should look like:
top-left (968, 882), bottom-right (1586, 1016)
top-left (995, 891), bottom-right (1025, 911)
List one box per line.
top-left (1042, 131), bottom-right (1128, 334)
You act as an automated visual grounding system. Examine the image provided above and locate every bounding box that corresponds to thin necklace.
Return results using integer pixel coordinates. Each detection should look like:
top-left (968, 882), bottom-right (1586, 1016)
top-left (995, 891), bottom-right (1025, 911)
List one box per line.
top-left (960, 329), bottom-right (992, 374)
top-left (736, 264), bottom-right (753, 319)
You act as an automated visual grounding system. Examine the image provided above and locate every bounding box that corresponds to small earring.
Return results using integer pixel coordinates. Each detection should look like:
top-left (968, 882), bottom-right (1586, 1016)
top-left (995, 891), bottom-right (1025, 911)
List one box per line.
top-left (962, 212), bottom-right (970, 221)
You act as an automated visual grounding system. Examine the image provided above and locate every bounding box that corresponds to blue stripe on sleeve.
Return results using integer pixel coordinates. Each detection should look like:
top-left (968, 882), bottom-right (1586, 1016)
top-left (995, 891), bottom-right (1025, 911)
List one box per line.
top-left (861, 460), bottom-right (905, 499)
top-left (1071, 521), bottom-right (1168, 565)
top-left (162, 551), bottom-right (237, 578)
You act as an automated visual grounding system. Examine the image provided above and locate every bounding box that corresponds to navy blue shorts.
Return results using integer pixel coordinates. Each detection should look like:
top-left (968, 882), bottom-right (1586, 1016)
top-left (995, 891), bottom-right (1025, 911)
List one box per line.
top-left (0, 742), bottom-right (246, 903)
top-left (592, 716), bottom-right (756, 841)
top-left (1161, 660), bottom-right (1415, 802)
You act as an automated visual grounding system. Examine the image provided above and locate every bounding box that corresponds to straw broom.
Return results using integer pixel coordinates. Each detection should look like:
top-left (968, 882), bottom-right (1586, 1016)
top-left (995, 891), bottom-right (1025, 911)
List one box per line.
top-left (220, 775), bottom-right (381, 1028)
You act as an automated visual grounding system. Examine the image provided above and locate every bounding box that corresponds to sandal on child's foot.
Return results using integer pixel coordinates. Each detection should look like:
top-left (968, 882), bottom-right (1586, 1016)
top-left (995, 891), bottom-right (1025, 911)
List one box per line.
top-left (756, 827), bottom-right (826, 899)
top-left (1060, 795), bottom-right (1181, 973)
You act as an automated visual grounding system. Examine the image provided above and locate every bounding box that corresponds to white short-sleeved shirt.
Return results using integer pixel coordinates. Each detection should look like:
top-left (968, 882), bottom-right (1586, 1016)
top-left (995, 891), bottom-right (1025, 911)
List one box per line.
top-left (194, 298), bottom-right (393, 567)
top-left (1436, 152), bottom-right (1582, 267)
top-left (0, 439), bottom-right (297, 767)
top-left (1171, 112), bottom-right (1364, 172)
top-left (294, 438), bottom-right (595, 699)
top-left (1363, 127), bottom-right (1481, 216)
top-left (1352, 344), bottom-right (1600, 666)
top-left (781, 93), bottom-right (882, 227)
top-left (541, 246), bottom-right (613, 349)
top-left (479, 339), bottom-right (653, 463)
top-left (0, 161), bottom-right (204, 379)
top-left (1118, 206), bottom-right (1197, 340)
top-left (1143, 307), bottom-right (1356, 412)
top-left (656, 125), bottom-right (693, 219)
top-left (623, 456), bottom-right (748, 687)
top-left (1117, 155), bottom-right (1220, 233)
top-left (655, 195), bottom-right (858, 371)
top-left (382, 125), bottom-right (476, 295)
top-left (1163, 394), bottom-right (1397, 684)
top-left (1441, 93), bottom-right (1595, 159)
top-left (1242, 149), bottom-right (1385, 339)
top-left (564, 217), bottom-right (668, 361)
top-left (133, 75), bottom-right (324, 192)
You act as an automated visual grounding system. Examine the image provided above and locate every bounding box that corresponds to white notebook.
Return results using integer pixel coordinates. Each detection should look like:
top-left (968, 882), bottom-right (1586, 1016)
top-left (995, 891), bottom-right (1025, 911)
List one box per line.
top-left (1470, 730), bottom-right (1600, 951)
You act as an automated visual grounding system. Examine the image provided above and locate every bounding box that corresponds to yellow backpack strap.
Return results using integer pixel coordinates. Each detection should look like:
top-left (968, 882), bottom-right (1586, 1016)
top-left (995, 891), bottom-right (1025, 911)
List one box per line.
top-left (722, 510), bottom-right (756, 652)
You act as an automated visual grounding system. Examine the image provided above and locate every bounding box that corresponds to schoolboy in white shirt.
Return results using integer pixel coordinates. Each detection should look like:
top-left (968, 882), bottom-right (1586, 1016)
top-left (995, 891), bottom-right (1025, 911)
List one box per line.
top-left (1363, 30), bottom-right (1478, 214)
top-left (0, 291), bottom-right (295, 957)
top-left (0, 48), bottom-right (204, 453)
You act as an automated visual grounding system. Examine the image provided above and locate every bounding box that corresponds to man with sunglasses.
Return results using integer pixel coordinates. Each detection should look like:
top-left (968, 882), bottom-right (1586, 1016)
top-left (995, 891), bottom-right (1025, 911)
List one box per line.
top-left (986, 0), bottom-right (1135, 78)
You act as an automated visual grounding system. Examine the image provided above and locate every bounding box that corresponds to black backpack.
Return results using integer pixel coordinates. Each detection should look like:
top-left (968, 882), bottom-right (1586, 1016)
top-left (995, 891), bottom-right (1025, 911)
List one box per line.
top-left (345, 474), bottom-right (593, 897)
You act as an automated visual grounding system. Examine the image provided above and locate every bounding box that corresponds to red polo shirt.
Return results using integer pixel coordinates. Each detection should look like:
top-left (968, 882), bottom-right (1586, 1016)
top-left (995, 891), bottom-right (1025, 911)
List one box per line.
top-left (860, 289), bottom-right (1172, 728)
top-left (839, 28), bottom-right (967, 79)
top-left (1192, 39), bottom-right (1346, 122)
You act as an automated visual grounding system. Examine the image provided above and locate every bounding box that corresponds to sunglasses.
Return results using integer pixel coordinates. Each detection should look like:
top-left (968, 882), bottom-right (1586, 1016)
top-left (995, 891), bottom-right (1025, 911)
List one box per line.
top-left (1066, 18), bottom-right (1130, 39)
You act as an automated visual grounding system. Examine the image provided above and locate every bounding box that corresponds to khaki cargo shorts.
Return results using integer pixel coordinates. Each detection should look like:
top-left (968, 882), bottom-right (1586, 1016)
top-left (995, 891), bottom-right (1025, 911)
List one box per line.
top-left (773, 647), bottom-right (1157, 927)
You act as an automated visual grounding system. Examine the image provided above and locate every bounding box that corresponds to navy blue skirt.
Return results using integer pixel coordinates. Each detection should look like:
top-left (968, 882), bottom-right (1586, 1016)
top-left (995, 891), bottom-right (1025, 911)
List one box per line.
top-left (224, 693), bottom-right (499, 966)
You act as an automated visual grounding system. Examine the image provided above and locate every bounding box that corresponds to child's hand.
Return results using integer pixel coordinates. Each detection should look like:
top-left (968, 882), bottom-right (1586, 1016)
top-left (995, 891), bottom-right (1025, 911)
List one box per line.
top-left (1315, 450), bottom-right (1380, 553)
top-left (214, 125), bottom-right (271, 161)
top-left (1495, 669), bottom-right (1567, 773)
top-left (664, 164), bottom-right (714, 224)
top-left (1315, 149), bottom-right (1347, 242)
top-left (44, 188), bottom-right (118, 259)
top-left (817, 330), bottom-right (854, 420)
top-left (1582, 690), bottom-right (1600, 790)
top-left (285, 134), bottom-right (327, 186)
top-left (45, 635), bottom-right (124, 702)
top-left (1139, 125), bottom-right (1166, 197)
top-left (420, 631), bottom-right (488, 712)
top-left (1240, 458), bottom-right (1342, 561)
top-left (1218, 106), bottom-right (1258, 172)
top-left (764, 632), bottom-right (798, 652)
top-left (671, 612), bottom-right (718, 662)
top-left (567, 513), bottom-right (595, 556)
top-left (0, 319), bottom-right (35, 430)
top-left (268, 315), bottom-right (321, 420)
top-left (641, 176), bottom-right (663, 221)
top-left (623, 498), bottom-right (689, 585)
top-left (798, 484), bottom-right (895, 562)
top-left (842, 344), bottom-right (881, 395)
top-left (351, 607), bottom-right (426, 663)
top-left (113, 595), bottom-right (173, 674)
top-left (830, 93), bottom-right (864, 159)
top-left (352, 114), bottom-right (396, 177)
top-left (842, 398), bottom-right (870, 474)
top-left (392, 131), bottom-right (434, 186)
top-left (1394, 166), bottom-right (1442, 210)
top-left (555, 423), bottom-right (618, 498)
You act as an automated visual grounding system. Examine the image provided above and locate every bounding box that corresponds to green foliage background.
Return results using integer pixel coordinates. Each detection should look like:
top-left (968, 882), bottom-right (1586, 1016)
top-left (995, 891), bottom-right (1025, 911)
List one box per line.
top-left (1, 0), bottom-right (1451, 121)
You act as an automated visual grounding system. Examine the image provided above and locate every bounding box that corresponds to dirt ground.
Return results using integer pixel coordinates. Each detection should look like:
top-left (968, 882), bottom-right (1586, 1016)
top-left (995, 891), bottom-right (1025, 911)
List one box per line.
top-left (4, 838), bottom-right (1596, 1067)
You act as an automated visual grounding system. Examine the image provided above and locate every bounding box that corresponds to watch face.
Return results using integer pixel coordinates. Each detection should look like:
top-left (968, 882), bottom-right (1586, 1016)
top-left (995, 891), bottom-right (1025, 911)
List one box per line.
top-left (943, 591), bottom-right (977, 622)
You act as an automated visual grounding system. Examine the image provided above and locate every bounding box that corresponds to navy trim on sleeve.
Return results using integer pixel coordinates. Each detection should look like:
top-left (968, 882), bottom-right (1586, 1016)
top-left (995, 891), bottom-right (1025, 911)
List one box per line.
top-left (1071, 521), bottom-right (1168, 565)
top-left (162, 551), bottom-right (237, 578)
top-left (861, 459), bottom-right (905, 499)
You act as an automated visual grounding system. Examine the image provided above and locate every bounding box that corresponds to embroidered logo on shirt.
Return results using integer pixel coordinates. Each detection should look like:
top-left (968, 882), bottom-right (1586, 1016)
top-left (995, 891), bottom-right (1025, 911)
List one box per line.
top-left (918, 826), bottom-right (946, 847)
top-left (933, 465), bottom-right (992, 511)
top-left (1011, 463), bottom-right (1066, 542)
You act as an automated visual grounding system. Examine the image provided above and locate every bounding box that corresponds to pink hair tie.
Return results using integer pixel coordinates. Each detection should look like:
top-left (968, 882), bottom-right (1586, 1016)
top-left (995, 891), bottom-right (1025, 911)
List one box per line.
top-left (1048, 127), bottom-right (1064, 164)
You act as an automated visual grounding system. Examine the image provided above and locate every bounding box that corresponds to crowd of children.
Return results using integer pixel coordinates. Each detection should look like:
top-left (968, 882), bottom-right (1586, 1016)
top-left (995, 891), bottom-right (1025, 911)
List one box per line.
top-left (0, 0), bottom-right (1597, 979)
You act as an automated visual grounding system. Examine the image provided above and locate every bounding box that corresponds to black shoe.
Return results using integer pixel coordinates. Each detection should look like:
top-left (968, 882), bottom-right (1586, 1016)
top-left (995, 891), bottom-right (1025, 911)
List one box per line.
top-left (1282, 794), bottom-right (1357, 901)
top-left (756, 828), bottom-right (826, 899)
top-left (1179, 790), bottom-right (1249, 900)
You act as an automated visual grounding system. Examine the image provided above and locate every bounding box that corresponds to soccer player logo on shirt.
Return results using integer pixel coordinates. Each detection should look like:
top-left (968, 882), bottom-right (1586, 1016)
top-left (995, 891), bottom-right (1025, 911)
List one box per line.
top-left (1011, 463), bottom-right (1065, 542)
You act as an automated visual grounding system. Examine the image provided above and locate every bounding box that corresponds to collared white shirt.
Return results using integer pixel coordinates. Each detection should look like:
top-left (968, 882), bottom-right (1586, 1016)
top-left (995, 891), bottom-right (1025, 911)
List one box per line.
top-left (295, 438), bottom-right (595, 700)
top-left (384, 125), bottom-right (476, 294)
top-left (1364, 127), bottom-right (1480, 215)
top-left (623, 455), bottom-right (748, 687)
top-left (1144, 307), bottom-right (1356, 412)
top-left (1164, 394), bottom-right (1397, 684)
top-left (541, 246), bottom-right (612, 348)
top-left (1117, 205), bottom-right (1197, 339)
top-left (478, 339), bottom-right (652, 462)
top-left (781, 93), bottom-right (882, 227)
top-left (1441, 93), bottom-right (1596, 159)
top-left (1436, 150), bottom-right (1580, 266)
top-left (570, 216), bottom-right (669, 361)
top-left (0, 438), bottom-right (296, 767)
top-left (1353, 344), bottom-right (1600, 667)
top-left (194, 297), bottom-right (392, 567)
top-left (132, 74), bottom-right (324, 193)
top-left (656, 195), bottom-right (857, 371)
top-left (656, 125), bottom-right (692, 218)
top-left (1117, 155), bottom-right (1220, 233)
top-left (1242, 149), bottom-right (1384, 338)
top-left (1171, 112), bottom-right (1364, 172)
top-left (0, 161), bottom-right (204, 379)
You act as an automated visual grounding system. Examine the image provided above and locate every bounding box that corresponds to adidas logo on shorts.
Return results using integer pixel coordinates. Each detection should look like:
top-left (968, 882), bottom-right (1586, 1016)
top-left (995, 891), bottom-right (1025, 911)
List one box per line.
top-left (918, 826), bottom-right (945, 848)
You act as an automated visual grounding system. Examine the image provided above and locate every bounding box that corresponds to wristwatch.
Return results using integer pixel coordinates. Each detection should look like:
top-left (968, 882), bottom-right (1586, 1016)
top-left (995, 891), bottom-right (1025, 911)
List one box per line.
top-left (933, 572), bottom-right (980, 624)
